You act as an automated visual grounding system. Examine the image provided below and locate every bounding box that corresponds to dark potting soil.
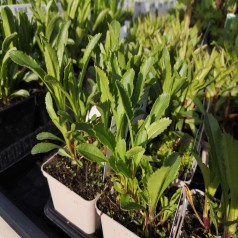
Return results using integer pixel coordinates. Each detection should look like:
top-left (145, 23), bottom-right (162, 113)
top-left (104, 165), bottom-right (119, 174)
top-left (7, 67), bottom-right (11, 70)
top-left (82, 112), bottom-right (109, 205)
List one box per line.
top-left (43, 156), bottom-right (104, 201)
top-left (97, 178), bottom-right (176, 238)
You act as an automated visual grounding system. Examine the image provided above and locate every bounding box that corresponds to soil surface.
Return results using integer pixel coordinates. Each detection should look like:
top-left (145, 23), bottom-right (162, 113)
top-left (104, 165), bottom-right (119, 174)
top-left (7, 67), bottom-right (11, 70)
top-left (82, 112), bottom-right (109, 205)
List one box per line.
top-left (43, 155), bottom-right (104, 200)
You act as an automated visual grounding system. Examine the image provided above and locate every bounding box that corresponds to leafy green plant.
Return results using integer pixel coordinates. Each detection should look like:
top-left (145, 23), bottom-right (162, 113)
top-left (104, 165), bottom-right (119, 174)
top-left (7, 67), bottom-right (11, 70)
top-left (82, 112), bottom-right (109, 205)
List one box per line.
top-left (0, 7), bottom-right (36, 104)
top-left (76, 48), bottom-right (182, 236)
top-left (9, 25), bottom-right (101, 163)
top-left (187, 113), bottom-right (238, 237)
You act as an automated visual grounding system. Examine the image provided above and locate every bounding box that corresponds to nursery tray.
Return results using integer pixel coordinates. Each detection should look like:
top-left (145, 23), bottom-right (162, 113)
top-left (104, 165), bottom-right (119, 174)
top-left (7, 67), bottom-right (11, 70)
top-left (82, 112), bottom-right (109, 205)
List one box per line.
top-left (0, 122), bottom-right (57, 173)
top-left (44, 199), bottom-right (103, 238)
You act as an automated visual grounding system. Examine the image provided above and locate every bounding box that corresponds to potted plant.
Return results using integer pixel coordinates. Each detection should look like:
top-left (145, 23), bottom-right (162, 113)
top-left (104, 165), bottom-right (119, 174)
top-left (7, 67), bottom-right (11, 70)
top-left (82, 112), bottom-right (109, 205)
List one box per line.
top-left (10, 24), bottom-right (105, 233)
top-left (0, 6), bottom-right (48, 171)
top-left (181, 113), bottom-right (238, 237)
top-left (76, 49), bottom-right (184, 236)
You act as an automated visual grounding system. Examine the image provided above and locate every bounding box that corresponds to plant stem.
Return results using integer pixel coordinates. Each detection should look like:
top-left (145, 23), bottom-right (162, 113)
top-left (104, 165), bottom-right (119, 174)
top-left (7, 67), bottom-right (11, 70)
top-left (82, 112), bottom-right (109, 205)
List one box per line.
top-left (184, 0), bottom-right (194, 31)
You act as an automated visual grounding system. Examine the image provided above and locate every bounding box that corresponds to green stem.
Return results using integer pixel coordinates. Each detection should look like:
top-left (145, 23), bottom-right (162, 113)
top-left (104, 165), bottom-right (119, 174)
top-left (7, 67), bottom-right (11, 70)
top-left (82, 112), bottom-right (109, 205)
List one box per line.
top-left (224, 205), bottom-right (238, 238)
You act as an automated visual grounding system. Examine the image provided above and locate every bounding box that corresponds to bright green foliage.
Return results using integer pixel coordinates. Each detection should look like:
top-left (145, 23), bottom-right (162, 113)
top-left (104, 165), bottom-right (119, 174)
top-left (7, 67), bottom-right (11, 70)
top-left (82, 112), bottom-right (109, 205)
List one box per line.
top-left (0, 7), bottom-right (37, 104)
top-left (193, 113), bottom-right (238, 237)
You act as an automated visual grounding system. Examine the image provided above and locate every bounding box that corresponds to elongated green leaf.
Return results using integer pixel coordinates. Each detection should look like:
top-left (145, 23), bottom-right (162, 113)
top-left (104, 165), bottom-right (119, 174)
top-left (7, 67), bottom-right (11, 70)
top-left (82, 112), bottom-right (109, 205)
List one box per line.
top-left (45, 92), bottom-right (60, 129)
top-left (116, 81), bottom-right (133, 120)
top-left (108, 20), bottom-right (121, 49)
top-left (223, 132), bottom-right (238, 201)
top-left (1, 7), bottom-right (16, 48)
top-left (147, 118), bottom-right (171, 141)
top-left (9, 50), bottom-right (46, 80)
top-left (115, 139), bottom-right (126, 161)
top-left (126, 146), bottom-right (145, 158)
top-left (132, 57), bottom-right (153, 105)
top-left (78, 33), bottom-right (101, 88)
top-left (148, 153), bottom-right (181, 213)
top-left (162, 48), bottom-right (173, 93)
top-left (10, 89), bottom-right (29, 98)
top-left (121, 68), bottom-right (135, 98)
top-left (77, 143), bottom-right (107, 163)
top-left (92, 9), bottom-right (109, 32)
top-left (68, 0), bottom-right (80, 19)
top-left (41, 36), bottom-right (60, 80)
top-left (95, 66), bottom-right (111, 102)
top-left (36, 132), bottom-right (64, 142)
top-left (93, 123), bottom-right (116, 153)
top-left (150, 93), bottom-right (170, 123)
top-left (46, 15), bottom-right (63, 42)
top-left (56, 20), bottom-right (71, 69)
top-left (58, 148), bottom-right (72, 158)
top-left (31, 142), bottom-right (61, 154)
top-left (120, 194), bottom-right (145, 211)
top-left (204, 114), bottom-right (223, 186)
top-left (2, 32), bottom-right (17, 52)
top-left (135, 127), bottom-right (148, 147)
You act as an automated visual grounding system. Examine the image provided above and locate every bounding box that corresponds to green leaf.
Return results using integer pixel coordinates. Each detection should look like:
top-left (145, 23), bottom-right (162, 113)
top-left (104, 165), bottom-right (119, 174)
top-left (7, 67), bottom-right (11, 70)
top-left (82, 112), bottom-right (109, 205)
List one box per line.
top-left (162, 48), bottom-right (173, 93)
top-left (223, 132), bottom-right (238, 201)
top-left (108, 20), bottom-right (121, 49)
top-left (92, 9), bottom-right (109, 32)
top-left (1, 7), bottom-right (16, 48)
top-left (77, 143), bottom-right (107, 163)
top-left (204, 114), bottom-right (223, 185)
top-left (10, 89), bottom-right (29, 98)
top-left (2, 32), bottom-right (17, 52)
top-left (150, 93), bottom-right (170, 123)
top-left (41, 36), bottom-right (60, 80)
top-left (78, 33), bottom-right (101, 88)
top-left (45, 92), bottom-right (61, 131)
top-left (36, 132), bottom-right (64, 143)
top-left (147, 118), bottom-right (171, 141)
top-left (93, 123), bottom-right (116, 153)
top-left (120, 194), bottom-right (145, 211)
top-left (148, 153), bottom-right (181, 213)
top-left (31, 142), bottom-right (61, 154)
top-left (95, 66), bottom-right (111, 103)
top-left (135, 127), bottom-right (148, 147)
top-left (58, 148), bottom-right (72, 158)
top-left (46, 15), bottom-right (63, 43)
top-left (116, 81), bottom-right (133, 119)
top-left (56, 20), bottom-right (71, 69)
top-left (126, 146), bottom-right (145, 158)
top-left (9, 50), bottom-right (46, 80)
top-left (132, 57), bottom-right (154, 105)
top-left (115, 139), bottom-right (126, 161)
top-left (121, 68), bottom-right (135, 98)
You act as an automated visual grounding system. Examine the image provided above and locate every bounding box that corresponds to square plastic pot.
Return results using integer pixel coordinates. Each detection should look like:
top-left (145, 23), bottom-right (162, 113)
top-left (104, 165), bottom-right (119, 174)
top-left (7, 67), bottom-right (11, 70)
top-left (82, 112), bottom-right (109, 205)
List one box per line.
top-left (41, 154), bottom-right (101, 234)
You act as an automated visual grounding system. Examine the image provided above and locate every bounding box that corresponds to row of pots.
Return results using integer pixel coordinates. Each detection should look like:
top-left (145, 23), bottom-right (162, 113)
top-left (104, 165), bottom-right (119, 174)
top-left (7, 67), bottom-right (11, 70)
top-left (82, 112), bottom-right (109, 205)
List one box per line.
top-left (41, 139), bottom-right (209, 238)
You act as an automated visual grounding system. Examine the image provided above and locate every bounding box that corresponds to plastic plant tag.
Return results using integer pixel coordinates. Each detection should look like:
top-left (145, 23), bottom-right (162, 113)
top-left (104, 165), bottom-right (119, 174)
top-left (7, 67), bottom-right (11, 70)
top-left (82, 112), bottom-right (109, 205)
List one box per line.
top-left (85, 105), bottom-right (101, 122)
top-left (224, 13), bottom-right (238, 30)
top-left (134, 0), bottom-right (147, 18)
top-left (119, 24), bottom-right (128, 41)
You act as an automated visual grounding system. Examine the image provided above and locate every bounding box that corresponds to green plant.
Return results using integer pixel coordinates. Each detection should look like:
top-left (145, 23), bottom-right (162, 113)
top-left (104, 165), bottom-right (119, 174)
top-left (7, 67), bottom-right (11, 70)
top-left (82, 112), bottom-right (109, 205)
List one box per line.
top-left (76, 49), bottom-right (182, 236)
top-left (9, 25), bottom-right (101, 163)
top-left (0, 7), bottom-right (36, 104)
top-left (187, 113), bottom-right (238, 237)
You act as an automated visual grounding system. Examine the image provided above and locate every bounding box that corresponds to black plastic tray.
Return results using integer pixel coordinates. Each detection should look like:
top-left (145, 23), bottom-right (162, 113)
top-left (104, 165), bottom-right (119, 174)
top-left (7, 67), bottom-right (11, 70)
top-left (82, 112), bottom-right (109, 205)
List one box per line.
top-left (44, 199), bottom-right (103, 238)
top-left (0, 122), bottom-right (57, 173)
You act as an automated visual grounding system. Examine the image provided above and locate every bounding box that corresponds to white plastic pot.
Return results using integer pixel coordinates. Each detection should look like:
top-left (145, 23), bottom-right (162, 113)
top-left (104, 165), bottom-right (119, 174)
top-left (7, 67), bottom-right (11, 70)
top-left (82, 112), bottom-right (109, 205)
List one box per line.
top-left (42, 154), bottom-right (101, 234)
top-left (96, 203), bottom-right (139, 238)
